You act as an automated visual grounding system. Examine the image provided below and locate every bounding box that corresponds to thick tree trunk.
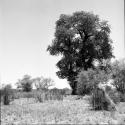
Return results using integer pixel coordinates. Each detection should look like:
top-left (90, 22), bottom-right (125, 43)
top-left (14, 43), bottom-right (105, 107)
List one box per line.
top-left (71, 81), bottom-right (77, 95)
top-left (72, 88), bottom-right (77, 95)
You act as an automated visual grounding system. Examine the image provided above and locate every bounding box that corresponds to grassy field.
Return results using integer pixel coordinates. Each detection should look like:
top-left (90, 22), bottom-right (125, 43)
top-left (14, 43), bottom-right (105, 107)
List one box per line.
top-left (1, 95), bottom-right (125, 124)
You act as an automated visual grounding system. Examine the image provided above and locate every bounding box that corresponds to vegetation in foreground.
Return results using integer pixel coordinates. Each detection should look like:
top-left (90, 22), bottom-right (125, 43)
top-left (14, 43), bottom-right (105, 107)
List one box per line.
top-left (0, 58), bottom-right (125, 124)
top-left (1, 95), bottom-right (125, 124)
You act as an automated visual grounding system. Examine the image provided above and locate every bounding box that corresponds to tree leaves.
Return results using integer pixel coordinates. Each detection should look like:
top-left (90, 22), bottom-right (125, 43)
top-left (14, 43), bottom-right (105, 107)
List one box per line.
top-left (47, 11), bottom-right (114, 94)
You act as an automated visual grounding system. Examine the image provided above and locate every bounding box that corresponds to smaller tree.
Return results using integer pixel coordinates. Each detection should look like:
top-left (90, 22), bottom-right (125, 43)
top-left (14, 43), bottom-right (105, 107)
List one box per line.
top-left (33, 77), bottom-right (55, 90)
top-left (16, 75), bottom-right (33, 92)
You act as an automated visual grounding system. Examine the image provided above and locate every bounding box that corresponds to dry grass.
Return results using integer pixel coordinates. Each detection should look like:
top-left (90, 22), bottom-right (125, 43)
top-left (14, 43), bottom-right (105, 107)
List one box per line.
top-left (1, 95), bottom-right (125, 124)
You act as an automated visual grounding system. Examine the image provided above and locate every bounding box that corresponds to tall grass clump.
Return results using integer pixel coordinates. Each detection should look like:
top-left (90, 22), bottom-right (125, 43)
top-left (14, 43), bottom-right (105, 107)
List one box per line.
top-left (35, 88), bottom-right (63, 103)
top-left (48, 89), bottom-right (63, 101)
top-left (90, 88), bottom-right (109, 110)
top-left (35, 91), bottom-right (45, 102)
top-left (1, 84), bottom-right (13, 105)
top-left (90, 88), bottom-right (116, 111)
top-left (0, 89), bottom-right (3, 103)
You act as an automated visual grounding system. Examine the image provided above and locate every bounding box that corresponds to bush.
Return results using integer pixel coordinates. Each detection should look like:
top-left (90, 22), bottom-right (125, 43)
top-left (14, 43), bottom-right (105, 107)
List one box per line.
top-left (113, 70), bottom-right (125, 94)
top-left (76, 69), bottom-right (95, 95)
top-left (1, 84), bottom-right (13, 105)
top-left (35, 89), bottom-right (63, 103)
top-left (76, 68), bottom-right (110, 95)
top-left (112, 60), bottom-right (125, 94)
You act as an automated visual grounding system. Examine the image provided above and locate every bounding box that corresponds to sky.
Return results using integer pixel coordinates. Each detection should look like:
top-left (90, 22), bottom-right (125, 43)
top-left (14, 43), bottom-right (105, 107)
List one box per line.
top-left (0, 0), bottom-right (124, 88)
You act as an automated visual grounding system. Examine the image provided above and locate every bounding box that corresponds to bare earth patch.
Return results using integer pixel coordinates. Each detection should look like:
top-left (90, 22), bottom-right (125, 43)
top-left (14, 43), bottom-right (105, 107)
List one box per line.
top-left (1, 95), bottom-right (125, 124)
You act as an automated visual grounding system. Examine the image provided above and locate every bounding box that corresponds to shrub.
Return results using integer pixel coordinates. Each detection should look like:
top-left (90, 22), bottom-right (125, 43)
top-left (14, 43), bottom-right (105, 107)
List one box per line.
top-left (1, 84), bottom-right (13, 105)
top-left (76, 69), bottom-right (95, 95)
top-left (76, 68), bottom-right (110, 95)
top-left (35, 89), bottom-right (63, 103)
top-left (111, 60), bottom-right (125, 94)
top-left (113, 70), bottom-right (125, 94)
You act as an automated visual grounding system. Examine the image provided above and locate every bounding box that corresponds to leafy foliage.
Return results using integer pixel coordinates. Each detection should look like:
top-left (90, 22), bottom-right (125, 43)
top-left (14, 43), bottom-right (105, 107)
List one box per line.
top-left (76, 68), bottom-right (110, 95)
top-left (33, 77), bottom-right (55, 90)
top-left (16, 75), bottom-right (33, 92)
top-left (111, 59), bottom-right (125, 94)
top-left (47, 11), bottom-right (114, 94)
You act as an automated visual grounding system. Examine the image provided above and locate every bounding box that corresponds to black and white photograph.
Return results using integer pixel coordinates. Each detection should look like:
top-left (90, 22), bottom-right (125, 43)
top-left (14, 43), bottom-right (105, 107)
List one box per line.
top-left (0, 0), bottom-right (125, 124)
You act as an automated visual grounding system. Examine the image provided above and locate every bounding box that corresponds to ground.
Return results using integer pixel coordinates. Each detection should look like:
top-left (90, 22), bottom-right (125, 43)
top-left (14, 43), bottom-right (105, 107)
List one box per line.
top-left (1, 95), bottom-right (125, 124)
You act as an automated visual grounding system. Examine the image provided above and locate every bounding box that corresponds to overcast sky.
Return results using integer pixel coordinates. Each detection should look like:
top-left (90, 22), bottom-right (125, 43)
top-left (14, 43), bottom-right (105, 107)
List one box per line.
top-left (0, 0), bottom-right (124, 88)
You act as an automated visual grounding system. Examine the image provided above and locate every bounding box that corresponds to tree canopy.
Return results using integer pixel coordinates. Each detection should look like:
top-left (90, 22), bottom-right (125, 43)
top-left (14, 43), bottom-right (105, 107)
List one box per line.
top-left (47, 11), bottom-right (114, 94)
top-left (16, 75), bottom-right (33, 92)
top-left (33, 77), bottom-right (55, 90)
